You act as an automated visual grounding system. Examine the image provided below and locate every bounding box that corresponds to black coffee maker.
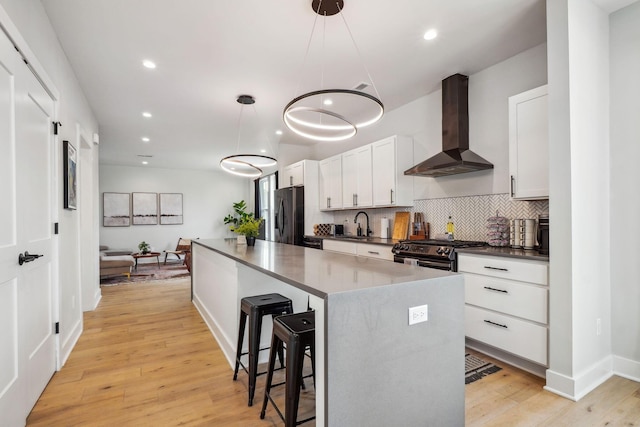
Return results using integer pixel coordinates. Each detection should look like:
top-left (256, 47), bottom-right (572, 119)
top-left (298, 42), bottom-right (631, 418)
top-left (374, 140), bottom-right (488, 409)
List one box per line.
top-left (537, 214), bottom-right (549, 255)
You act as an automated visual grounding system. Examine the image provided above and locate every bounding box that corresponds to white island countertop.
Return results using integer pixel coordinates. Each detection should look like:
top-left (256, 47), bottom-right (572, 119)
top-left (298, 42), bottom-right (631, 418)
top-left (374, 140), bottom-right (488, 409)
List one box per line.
top-left (194, 238), bottom-right (455, 297)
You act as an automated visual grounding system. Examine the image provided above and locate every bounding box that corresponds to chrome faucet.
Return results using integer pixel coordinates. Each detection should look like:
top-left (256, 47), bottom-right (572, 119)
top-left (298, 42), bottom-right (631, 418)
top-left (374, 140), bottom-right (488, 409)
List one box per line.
top-left (354, 211), bottom-right (372, 237)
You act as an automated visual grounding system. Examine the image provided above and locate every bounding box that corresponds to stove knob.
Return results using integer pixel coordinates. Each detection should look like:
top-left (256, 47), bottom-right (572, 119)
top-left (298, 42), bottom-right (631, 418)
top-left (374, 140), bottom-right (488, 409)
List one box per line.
top-left (436, 247), bottom-right (444, 255)
top-left (403, 244), bottom-right (410, 251)
top-left (444, 248), bottom-right (451, 255)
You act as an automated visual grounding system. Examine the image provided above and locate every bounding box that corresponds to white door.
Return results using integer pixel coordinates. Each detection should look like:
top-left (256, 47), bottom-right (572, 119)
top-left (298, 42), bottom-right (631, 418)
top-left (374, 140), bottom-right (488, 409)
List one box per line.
top-left (0, 30), bottom-right (57, 426)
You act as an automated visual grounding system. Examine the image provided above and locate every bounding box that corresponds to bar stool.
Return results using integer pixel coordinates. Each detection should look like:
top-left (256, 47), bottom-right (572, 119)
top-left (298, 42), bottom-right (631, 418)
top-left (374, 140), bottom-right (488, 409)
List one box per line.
top-left (260, 311), bottom-right (316, 427)
top-left (233, 293), bottom-right (294, 406)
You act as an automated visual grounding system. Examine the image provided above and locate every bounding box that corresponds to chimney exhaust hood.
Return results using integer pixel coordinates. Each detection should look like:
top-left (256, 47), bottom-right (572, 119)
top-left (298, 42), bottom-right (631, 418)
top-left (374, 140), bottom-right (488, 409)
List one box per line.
top-left (404, 74), bottom-right (493, 177)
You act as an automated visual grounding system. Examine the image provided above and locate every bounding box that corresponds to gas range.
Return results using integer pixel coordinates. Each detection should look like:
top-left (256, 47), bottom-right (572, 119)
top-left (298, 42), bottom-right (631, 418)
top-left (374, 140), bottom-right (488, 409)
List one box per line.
top-left (392, 239), bottom-right (487, 271)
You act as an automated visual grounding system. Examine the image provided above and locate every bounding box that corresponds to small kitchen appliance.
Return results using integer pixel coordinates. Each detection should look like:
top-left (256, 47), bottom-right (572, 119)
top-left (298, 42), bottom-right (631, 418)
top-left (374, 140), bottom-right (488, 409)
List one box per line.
top-left (537, 214), bottom-right (549, 255)
top-left (523, 219), bottom-right (537, 249)
top-left (392, 239), bottom-right (486, 271)
top-left (510, 219), bottom-right (523, 248)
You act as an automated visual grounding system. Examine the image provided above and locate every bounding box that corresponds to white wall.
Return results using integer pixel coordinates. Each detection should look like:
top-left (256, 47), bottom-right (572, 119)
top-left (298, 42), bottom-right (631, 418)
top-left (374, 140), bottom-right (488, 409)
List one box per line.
top-left (99, 165), bottom-right (250, 256)
top-left (610, 1), bottom-right (640, 374)
top-left (546, 0), bottom-right (613, 400)
top-left (0, 0), bottom-right (100, 366)
top-left (308, 43), bottom-right (548, 200)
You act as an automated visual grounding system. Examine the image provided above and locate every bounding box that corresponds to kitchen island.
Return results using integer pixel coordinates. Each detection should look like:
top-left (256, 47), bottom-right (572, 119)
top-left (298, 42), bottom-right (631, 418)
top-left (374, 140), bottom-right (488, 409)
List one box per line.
top-left (191, 238), bottom-right (464, 426)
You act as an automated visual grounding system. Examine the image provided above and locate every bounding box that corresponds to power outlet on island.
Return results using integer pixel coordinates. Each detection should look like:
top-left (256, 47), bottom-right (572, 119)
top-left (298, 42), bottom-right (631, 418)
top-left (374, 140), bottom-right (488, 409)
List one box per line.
top-left (409, 304), bottom-right (429, 325)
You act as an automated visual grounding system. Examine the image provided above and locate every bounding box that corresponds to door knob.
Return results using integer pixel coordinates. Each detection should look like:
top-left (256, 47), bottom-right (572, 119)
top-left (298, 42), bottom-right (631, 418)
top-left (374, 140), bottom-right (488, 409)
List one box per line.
top-left (18, 251), bottom-right (43, 265)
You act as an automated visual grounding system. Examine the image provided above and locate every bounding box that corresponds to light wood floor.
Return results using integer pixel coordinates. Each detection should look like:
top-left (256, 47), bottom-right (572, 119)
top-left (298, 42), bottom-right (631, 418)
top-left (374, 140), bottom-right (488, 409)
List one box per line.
top-left (27, 279), bottom-right (640, 426)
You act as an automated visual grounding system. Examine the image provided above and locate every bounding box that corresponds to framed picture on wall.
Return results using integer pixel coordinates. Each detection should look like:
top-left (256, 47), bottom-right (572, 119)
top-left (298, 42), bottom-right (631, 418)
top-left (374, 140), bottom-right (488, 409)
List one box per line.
top-left (132, 192), bottom-right (158, 225)
top-left (103, 192), bottom-right (130, 226)
top-left (159, 193), bottom-right (183, 225)
top-left (63, 140), bottom-right (77, 210)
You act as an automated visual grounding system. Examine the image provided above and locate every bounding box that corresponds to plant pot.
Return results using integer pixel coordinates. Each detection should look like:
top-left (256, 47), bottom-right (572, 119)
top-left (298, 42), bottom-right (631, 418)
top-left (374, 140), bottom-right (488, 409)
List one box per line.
top-left (246, 236), bottom-right (256, 247)
top-left (237, 235), bottom-right (247, 245)
top-left (142, 250), bottom-right (149, 254)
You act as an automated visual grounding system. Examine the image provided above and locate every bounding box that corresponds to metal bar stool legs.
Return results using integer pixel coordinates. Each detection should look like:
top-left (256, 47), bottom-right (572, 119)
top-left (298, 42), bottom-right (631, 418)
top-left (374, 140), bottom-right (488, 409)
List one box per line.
top-left (260, 311), bottom-right (316, 426)
top-left (232, 293), bottom-right (294, 407)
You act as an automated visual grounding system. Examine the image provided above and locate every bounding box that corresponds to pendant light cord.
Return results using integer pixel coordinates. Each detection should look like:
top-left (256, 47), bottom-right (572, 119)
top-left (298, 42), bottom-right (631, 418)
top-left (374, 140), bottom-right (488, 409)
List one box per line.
top-left (336, 2), bottom-right (382, 101)
top-left (293, 0), bottom-right (323, 99)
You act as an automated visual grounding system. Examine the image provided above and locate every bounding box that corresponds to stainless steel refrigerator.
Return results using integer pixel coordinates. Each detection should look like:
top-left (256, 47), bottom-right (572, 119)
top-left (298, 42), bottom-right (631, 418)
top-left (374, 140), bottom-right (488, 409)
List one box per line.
top-left (274, 186), bottom-right (304, 246)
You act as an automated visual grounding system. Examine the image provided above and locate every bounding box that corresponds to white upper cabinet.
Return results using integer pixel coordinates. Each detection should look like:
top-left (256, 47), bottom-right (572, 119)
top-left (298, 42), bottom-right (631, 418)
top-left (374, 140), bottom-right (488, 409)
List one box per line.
top-left (509, 85), bottom-right (548, 200)
top-left (319, 155), bottom-right (343, 210)
top-left (280, 160), bottom-right (304, 188)
top-left (342, 145), bottom-right (373, 208)
top-left (371, 135), bottom-right (414, 207)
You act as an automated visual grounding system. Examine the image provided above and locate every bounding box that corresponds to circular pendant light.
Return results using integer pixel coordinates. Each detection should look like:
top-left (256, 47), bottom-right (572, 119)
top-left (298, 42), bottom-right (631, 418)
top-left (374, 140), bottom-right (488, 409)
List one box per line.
top-left (219, 95), bottom-right (278, 178)
top-left (283, 0), bottom-right (384, 142)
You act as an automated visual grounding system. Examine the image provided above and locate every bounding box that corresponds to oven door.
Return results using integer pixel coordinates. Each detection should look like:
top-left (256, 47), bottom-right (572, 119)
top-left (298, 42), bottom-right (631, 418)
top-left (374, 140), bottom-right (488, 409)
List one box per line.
top-left (394, 255), bottom-right (453, 271)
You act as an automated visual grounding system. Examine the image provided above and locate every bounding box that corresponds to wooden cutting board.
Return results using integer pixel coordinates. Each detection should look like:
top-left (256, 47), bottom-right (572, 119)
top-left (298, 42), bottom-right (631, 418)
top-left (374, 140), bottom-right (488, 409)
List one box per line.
top-left (392, 212), bottom-right (411, 240)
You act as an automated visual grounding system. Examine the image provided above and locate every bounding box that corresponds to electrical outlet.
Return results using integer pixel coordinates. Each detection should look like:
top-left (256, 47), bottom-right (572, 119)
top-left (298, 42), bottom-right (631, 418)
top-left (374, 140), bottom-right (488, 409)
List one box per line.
top-left (596, 318), bottom-right (602, 336)
top-left (409, 304), bottom-right (428, 325)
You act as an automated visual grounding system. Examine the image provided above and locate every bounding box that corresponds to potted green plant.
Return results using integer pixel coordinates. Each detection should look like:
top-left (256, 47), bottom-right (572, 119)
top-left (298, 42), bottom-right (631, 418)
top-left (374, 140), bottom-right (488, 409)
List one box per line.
top-left (138, 241), bottom-right (151, 254)
top-left (223, 200), bottom-right (263, 246)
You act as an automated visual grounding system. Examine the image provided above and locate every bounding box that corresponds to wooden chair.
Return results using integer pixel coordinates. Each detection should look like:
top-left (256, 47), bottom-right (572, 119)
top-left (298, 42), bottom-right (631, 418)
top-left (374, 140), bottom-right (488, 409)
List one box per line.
top-left (163, 238), bottom-right (191, 265)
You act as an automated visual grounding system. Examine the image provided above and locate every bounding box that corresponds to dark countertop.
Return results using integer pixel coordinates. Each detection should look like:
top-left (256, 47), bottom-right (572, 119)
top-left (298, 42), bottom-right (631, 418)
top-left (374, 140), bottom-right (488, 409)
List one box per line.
top-left (457, 246), bottom-right (549, 262)
top-left (193, 238), bottom-right (454, 297)
top-left (305, 235), bottom-right (399, 246)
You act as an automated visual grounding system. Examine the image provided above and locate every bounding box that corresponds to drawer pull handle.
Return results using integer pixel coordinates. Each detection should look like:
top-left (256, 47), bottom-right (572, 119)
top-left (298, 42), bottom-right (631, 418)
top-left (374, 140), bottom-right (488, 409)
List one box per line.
top-left (483, 286), bottom-right (508, 294)
top-left (367, 251), bottom-right (380, 255)
top-left (484, 320), bottom-right (508, 329)
top-left (484, 266), bottom-right (508, 272)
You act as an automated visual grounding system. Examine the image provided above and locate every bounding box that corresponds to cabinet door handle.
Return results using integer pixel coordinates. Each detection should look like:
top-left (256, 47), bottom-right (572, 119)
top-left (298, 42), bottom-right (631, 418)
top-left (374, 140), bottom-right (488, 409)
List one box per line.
top-left (484, 266), bottom-right (509, 272)
top-left (510, 175), bottom-right (515, 197)
top-left (484, 320), bottom-right (508, 329)
top-left (367, 251), bottom-right (380, 255)
top-left (290, 175), bottom-right (293, 186)
top-left (483, 286), bottom-right (508, 294)
top-left (390, 189), bottom-right (394, 204)
top-left (353, 194), bottom-right (357, 206)
top-left (327, 197), bottom-right (331, 208)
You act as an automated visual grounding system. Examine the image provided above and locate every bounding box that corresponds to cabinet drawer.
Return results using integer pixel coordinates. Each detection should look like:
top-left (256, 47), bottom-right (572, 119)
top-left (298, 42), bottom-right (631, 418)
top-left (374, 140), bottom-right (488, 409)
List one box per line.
top-left (322, 239), bottom-right (357, 255)
top-left (458, 254), bottom-right (548, 285)
top-left (464, 274), bottom-right (548, 324)
top-left (465, 305), bottom-right (548, 366)
top-left (355, 243), bottom-right (393, 261)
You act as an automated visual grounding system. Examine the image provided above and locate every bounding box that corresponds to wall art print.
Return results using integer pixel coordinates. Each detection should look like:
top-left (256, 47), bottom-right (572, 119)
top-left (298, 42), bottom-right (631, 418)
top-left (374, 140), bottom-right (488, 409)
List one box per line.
top-left (63, 140), bottom-right (77, 210)
top-left (103, 192), bottom-right (130, 226)
top-left (159, 193), bottom-right (183, 225)
top-left (132, 192), bottom-right (158, 225)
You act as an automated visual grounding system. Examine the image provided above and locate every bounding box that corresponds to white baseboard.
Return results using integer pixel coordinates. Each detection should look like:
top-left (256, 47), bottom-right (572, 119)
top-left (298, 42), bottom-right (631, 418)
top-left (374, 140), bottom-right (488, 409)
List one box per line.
top-left (192, 296), bottom-right (235, 369)
top-left (613, 355), bottom-right (640, 382)
top-left (58, 318), bottom-right (83, 369)
top-left (545, 355), bottom-right (613, 401)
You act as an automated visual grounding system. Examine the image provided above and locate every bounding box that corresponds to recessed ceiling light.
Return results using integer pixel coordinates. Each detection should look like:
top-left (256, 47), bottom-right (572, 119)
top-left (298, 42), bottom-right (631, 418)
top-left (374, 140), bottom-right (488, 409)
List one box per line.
top-left (275, 130), bottom-right (283, 135)
top-left (142, 59), bottom-right (156, 69)
top-left (423, 29), bottom-right (438, 41)
top-left (260, 149), bottom-right (266, 153)
top-left (142, 112), bottom-right (152, 118)
top-left (142, 161), bottom-right (149, 165)
top-left (141, 137), bottom-right (150, 142)
top-left (323, 99), bottom-right (333, 106)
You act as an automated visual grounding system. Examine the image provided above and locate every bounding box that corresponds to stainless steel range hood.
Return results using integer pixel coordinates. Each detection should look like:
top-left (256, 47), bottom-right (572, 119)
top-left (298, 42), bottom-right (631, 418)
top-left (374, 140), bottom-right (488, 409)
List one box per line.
top-left (404, 74), bottom-right (493, 177)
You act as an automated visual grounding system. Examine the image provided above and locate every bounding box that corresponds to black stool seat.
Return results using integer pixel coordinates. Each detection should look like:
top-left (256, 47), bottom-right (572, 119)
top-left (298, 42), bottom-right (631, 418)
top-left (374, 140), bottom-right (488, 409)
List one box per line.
top-left (260, 311), bottom-right (316, 427)
top-left (233, 293), bottom-right (294, 406)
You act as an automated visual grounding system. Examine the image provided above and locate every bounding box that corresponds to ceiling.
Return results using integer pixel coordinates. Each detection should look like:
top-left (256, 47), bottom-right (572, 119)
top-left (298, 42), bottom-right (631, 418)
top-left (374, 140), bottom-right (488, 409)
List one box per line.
top-left (41, 0), bottom-right (550, 172)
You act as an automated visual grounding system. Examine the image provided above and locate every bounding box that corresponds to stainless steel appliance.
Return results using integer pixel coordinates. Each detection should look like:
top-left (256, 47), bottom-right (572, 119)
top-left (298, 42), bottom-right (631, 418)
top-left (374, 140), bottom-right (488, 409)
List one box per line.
top-left (274, 186), bottom-right (304, 246)
top-left (392, 239), bottom-right (487, 271)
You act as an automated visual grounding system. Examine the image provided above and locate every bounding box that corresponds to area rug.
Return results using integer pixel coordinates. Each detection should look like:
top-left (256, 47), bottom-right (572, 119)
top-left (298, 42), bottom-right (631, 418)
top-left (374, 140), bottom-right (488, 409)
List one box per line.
top-left (465, 353), bottom-right (502, 384)
top-left (100, 263), bottom-right (190, 286)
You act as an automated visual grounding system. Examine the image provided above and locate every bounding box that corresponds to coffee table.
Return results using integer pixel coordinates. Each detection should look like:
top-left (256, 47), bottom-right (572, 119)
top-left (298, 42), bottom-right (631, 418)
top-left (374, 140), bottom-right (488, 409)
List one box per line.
top-left (132, 251), bottom-right (161, 271)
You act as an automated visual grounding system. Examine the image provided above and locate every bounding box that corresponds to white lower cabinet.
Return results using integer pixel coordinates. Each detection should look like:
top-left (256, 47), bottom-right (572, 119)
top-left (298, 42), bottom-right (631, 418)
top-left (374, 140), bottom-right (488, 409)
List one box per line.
top-left (323, 240), bottom-right (393, 261)
top-left (458, 253), bottom-right (549, 366)
top-left (355, 243), bottom-right (393, 261)
top-left (322, 239), bottom-right (357, 255)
